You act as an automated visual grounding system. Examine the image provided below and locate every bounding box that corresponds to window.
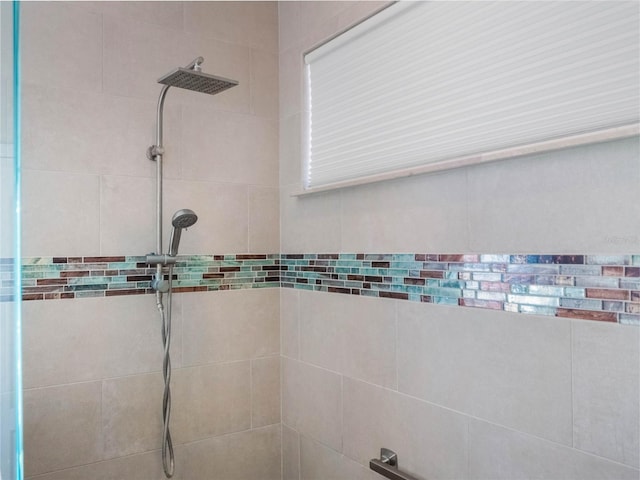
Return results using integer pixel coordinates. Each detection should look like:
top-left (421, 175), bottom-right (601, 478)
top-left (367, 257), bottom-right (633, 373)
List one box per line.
top-left (303, 1), bottom-right (640, 192)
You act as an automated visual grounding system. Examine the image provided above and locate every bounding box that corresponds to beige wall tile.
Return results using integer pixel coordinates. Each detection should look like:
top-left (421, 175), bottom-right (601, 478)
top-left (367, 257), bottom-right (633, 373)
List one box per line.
top-left (278, 2), bottom-right (301, 54)
top-left (21, 2), bottom-right (102, 94)
top-left (100, 175), bottom-right (156, 256)
top-left (281, 288), bottom-right (300, 359)
top-left (22, 170), bottom-right (100, 256)
top-left (299, 291), bottom-right (397, 388)
top-left (280, 184), bottom-right (342, 253)
top-left (468, 419), bottom-right (640, 480)
top-left (282, 358), bottom-right (342, 451)
top-left (343, 377), bottom-right (468, 480)
top-left (251, 49), bottom-right (279, 119)
top-left (102, 373), bottom-right (164, 459)
top-left (180, 108), bottom-right (278, 186)
top-left (283, 425), bottom-right (301, 480)
top-left (336, 2), bottom-right (392, 32)
top-left (300, 434), bottom-right (379, 480)
top-left (24, 382), bottom-right (104, 477)
top-left (172, 362), bottom-right (251, 444)
top-left (279, 113), bottom-right (303, 187)
top-left (23, 296), bottom-right (182, 389)
top-left (100, 293), bottom-right (183, 378)
top-left (102, 16), bottom-right (186, 102)
top-left (573, 321), bottom-right (640, 467)
top-left (279, 46), bottom-right (304, 119)
top-left (249, 186), bottom-right (280, 253)
top-left (182, 289), bottom-right (279, 366)
top-left (252, 356), bottom-right (281, 428)
top-left (25, 449), bottom-right (167, 480)
top-left (23, 299), bottom-right (105, 389)
top-left (397, 302), bottom-right (573, 445)
top-left (163, 179), bottom-right (248, 254)
top-left (97, 1), bottom-right (184, 29)
top-left (21, 85), bottom-right (181, 179)
top-left (467, 137), bottom-right (640, 253)
top-left (183, 2), bottom-right (278, 54)
top-left (176, 425), bottom-right (281, 480)
top-left (340, 169), bottom-right (469, 253)
top-left (298, 3), bottom-right (341, 53)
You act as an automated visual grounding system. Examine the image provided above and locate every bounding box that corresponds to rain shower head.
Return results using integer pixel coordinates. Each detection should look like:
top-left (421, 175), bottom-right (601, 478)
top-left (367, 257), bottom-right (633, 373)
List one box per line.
top-left (158, 67), bottom-right (238, 96)
top-left (168, 209), bottom-right (198, 257)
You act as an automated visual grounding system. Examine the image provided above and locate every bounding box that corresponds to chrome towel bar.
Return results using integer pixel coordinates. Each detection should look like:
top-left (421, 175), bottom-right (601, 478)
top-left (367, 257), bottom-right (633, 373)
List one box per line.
top-left (369, 448), bottom-right (420, 480)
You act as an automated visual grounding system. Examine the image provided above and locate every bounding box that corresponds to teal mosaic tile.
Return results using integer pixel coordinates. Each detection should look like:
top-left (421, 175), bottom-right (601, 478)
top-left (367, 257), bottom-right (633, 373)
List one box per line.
top-left (12, 251), bottom-right (640, 326)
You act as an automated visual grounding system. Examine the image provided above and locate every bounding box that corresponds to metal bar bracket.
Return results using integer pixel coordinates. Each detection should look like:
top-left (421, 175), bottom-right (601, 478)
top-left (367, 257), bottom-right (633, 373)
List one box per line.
top-left (369, 448), bottom-right (420, 480)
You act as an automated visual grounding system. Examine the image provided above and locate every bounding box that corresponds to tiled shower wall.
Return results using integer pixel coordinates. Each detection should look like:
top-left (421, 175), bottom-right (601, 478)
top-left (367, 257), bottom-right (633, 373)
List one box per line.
top-left (21, 2), bottom-right (280, 479)
top-left (279, 2), bottom-right (640, 480)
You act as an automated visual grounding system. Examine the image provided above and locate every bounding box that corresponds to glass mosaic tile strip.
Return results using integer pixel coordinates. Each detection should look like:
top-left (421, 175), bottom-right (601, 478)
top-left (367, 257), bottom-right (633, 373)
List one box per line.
top-left (12, 254), bottom-right (281, 301)
top-left (281, 253), bottom-right (640, 326)
top-left (5, 252), bottom-right (640, 326)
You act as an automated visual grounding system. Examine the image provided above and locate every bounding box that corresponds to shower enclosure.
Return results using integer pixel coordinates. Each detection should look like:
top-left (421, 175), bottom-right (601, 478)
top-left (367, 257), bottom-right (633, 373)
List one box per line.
top-left (0, 1), bottom-right (23, 479)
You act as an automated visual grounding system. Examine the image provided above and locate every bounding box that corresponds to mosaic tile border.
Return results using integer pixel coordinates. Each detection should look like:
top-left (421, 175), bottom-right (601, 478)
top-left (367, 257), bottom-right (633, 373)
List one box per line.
top-left (3, 252), bottom-right (639, 326)
top-left (281, 253), bottom-right (640, 326)
top-left (7, 254), bottom-right (280, 301)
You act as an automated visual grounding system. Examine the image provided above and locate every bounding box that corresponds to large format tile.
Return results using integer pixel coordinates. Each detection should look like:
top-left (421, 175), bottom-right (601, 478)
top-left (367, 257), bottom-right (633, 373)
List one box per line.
top-left (283, 425), bottom-right (301, 480)
top-left (180, 107), bottom-right (278, 186)
top-left (280, 184), bottom-right (342, 253)
top-left (21, 85), bottom-right (181, 179)
top-left (102, 16), bottom-right (186, 101)
top-left (281, 288), bottom-right (300, 359)
top-left (100, 175), bottom-right (156, 256)
top-left (249, 186), bottom-right (280, 253)
top-left (251, 356), bottom-right (281, 428)
top-left (162, 179), bottom-right (248, 254)
top-left (250, 49), bottom-right (279, 119)
top-left (573, 321), bottom-right (640, 467)
top-left (176, 425), bottom-right (281, 480)
top-left (300, 434), bottom-right (379, 480)
top-left (182, 289), bottom-right (279, 366)
top-left (23, 296), bottom-right (182, 389)
top-left (468, 419), bottom-right (640, 480)
top-left (343, 377), bottom-right (468, 480)
top-left (183, 1), bottom-right (278, 54)
top-left (340, 168), bottom-right (468, 253)
top-left (467, 137), bottom-right (640, 253)
top-left (397, 301), bottom-right (573, 445)
top-left (21, 2), bottom-right (102, 93)
top-left (171, 362), bottom-right (251, 444)
top-left (22, 170), bottom-right (100, 257)
top-left (24, 382), bottom-right (103, 477)
top-left (102, 373), bottom-right (164, 459)
top-left (279, 113), bottom-right (303, 187)
top-left (299, 291), bottom-right (397, 388)
top-left (97, 1), bottom-right (184, 30)
top-left (279, 46), bottom-right (304, 119)
top-left (23, 299), bottom-right (105, 388)
top-left (25, 449), bottom-right (166, 480)
top-left (282, 358), bottom-right (342, 451)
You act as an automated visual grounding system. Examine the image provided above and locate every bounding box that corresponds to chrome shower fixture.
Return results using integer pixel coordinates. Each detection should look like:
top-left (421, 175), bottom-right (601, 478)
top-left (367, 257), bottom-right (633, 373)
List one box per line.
top-left (158, 66), bottom-right (238, 96)
top-left (168, 209), bottom-right (198, 257)
top-left (144, 57), bottom-right (238, 479)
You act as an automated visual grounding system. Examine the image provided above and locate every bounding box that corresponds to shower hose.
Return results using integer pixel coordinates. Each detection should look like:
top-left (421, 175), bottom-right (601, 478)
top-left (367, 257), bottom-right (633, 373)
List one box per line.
top-left (156, 265), bottom-right (175, 478)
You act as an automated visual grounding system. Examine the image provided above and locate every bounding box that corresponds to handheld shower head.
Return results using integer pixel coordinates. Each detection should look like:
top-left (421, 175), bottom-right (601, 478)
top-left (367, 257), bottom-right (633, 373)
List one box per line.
top-left (168, 209), bottom-right (198, 257)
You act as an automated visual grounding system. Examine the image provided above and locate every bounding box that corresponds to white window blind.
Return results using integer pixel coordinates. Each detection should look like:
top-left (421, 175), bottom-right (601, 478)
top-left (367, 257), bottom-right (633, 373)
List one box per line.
top-left (303, 1), bottom-right (640, 191)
